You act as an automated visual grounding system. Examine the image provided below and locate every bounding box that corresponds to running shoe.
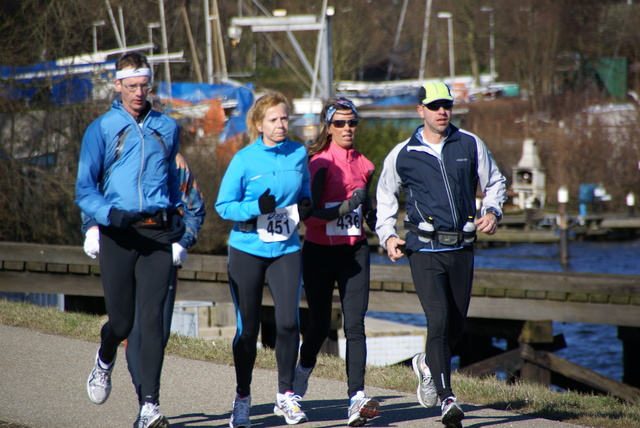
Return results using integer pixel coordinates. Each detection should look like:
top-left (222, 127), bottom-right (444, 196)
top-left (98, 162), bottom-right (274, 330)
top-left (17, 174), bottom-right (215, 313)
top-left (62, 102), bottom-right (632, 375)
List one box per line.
top-left (87, 349), bottom-right (114, 405)
top-left (292, 362), bottom-right (314, 397)
top-left (134, 402), bottom-right (169, 428)
top-left (411, 352), bottom-right (438, 408)
top-left (229, 394), bottom-right (251, 428)
top-left (273, 391), bottom-right (308, 425)
top-left (441, 396), bottom-right (464, 427)
top-left (347, 391), bottom-right (379, 426)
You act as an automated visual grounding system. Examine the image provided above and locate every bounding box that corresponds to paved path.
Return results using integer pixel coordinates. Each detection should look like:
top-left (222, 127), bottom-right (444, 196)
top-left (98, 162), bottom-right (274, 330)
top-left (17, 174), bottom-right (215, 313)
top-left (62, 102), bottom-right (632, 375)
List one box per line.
top-left (0, 325), bottom-right (584, 428)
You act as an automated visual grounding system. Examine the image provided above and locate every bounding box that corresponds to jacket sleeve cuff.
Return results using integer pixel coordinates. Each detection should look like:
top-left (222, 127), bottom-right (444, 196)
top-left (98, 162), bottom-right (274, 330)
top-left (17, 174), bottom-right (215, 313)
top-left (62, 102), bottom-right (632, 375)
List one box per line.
top-left (483, 207), bottom-right (502, 222)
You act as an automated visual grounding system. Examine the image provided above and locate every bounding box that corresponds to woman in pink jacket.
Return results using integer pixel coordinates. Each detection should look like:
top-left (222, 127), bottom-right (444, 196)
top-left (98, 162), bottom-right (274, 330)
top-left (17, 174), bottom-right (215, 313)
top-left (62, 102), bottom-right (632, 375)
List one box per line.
top-left (293, 98), bottom-right (379, 426)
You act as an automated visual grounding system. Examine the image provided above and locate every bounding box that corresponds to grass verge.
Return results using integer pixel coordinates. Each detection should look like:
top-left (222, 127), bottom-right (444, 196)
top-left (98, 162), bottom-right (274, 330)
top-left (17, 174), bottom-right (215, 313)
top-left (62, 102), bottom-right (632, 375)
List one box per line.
top-left (1, 299), bottom-right (639, 427)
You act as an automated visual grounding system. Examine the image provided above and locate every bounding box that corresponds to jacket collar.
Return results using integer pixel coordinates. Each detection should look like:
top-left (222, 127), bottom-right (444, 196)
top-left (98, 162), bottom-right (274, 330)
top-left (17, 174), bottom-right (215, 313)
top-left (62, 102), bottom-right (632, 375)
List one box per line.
top-left (112, 98), bottom-right (153, 125)
top-left (409, 123), bottom-right (460, 147)
top-left (254, 135), bottom-right (290, 150)
top-left (328, 140), bottom-right (357, 162)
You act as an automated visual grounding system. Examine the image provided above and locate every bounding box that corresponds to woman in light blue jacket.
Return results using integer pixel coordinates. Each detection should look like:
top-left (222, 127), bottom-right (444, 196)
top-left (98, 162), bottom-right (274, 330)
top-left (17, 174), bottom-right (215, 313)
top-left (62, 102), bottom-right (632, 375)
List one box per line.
top-left (216, 92), bottom-right (313, 427)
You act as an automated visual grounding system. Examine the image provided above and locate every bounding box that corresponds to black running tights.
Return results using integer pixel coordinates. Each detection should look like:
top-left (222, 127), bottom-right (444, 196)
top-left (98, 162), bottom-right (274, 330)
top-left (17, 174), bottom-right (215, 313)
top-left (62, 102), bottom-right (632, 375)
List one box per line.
top-left (408, 247), bottom-right (474, 400)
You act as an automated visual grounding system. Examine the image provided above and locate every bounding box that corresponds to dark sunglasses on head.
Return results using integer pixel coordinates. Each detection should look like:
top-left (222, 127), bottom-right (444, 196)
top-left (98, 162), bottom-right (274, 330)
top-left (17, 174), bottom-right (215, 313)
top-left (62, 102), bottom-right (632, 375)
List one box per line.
top-left (424, 101), bottom-right (454, 111)
top-left (331, 119), bottom-right (359, 128)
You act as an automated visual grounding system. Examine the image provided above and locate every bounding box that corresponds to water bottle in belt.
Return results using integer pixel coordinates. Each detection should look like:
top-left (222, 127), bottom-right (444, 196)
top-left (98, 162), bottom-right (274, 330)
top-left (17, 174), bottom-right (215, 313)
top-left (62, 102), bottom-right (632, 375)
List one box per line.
top-left (463, 216), bottom-right (476, 243)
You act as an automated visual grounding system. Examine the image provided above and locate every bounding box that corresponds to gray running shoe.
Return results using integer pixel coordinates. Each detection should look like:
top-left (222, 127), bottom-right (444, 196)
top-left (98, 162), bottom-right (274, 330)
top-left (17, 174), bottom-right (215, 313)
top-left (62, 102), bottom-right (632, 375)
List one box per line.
top-left (274, 392), bottom-right (308, 425)
top-left (87, 349), bottom-right (114, 405)
top-left (441, 396), bottom-right (464, 427)
top-left (411, 352), bottom-right (438, 408)
top-left (229, 394), bottom-right (251, 428)
top-left (134, 402), bottom-right (169, 428)
top-left (292, 362), bottom-right (314, 397)
top-left (347, 391), bottom-right (379, 426)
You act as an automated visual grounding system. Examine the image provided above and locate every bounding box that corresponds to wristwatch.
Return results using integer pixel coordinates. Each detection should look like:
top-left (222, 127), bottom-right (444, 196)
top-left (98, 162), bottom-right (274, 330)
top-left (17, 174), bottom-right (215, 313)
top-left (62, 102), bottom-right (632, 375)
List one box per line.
top-left (485, 207), bottom-right (502, 222)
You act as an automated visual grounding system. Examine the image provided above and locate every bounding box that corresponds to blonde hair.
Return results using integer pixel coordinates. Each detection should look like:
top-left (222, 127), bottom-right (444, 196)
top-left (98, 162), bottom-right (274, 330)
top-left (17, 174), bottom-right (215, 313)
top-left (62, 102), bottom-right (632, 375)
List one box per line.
top-left (246, 92), bottom-right (291, 142)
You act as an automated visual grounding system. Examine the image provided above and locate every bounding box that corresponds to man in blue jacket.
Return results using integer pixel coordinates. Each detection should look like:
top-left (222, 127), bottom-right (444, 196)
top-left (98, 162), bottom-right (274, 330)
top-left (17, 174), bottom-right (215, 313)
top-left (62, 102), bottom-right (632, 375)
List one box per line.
top-left (82, 152), bottom-right (205, 414)
top-left (376, 82), bottom-right (506, 428)
top-left (75, 52), bottom-right (184, 428)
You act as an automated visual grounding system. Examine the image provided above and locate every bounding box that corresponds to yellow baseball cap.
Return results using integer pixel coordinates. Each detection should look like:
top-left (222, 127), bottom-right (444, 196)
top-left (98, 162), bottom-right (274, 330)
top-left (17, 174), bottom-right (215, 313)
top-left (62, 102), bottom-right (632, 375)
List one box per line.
top-left (418, 82), bottom-right (453, 105)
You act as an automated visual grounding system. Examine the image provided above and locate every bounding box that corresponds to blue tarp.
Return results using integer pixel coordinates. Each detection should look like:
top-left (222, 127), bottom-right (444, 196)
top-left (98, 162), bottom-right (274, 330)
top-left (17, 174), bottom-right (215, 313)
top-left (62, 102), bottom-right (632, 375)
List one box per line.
top-left (156, 81), bottom-right (254, 143)
top-left (1, 60), bottom-right (256, 142)
top-left (0, 60), bottom-right (115, 106)
top-left (156, 82), bottom-right (254, 116)
top-left (366, 94), bottom-right (418, 107)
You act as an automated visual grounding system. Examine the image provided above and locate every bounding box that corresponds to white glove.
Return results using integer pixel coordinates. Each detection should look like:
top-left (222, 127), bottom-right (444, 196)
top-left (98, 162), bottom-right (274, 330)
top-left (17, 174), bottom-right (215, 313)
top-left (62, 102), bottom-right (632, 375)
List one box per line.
top-left (83, 227), bottom-right (100, 259)
top-left (172, 242), bottom-right (187, 266)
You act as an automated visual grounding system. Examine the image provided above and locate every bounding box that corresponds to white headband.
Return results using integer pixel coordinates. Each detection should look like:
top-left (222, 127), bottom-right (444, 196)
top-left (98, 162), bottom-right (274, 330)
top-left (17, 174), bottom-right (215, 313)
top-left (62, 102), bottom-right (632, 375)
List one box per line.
top-left (115, 68), bottom-right (152, 80)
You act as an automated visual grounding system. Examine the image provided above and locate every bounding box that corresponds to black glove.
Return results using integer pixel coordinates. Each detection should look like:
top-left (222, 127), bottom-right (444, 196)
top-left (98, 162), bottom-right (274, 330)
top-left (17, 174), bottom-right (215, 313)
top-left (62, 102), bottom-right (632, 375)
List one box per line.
top-left (365, 208), bottom-right (377, 232)
top-left (338, 188), bottom-right (366, 217)
top-left (109, 208), bottom-right (142, 228)
top-left (258, 188), bottom-right (276, 214)
top-left (297, 197), bottom-right (313, 221)
top-left (167, 213), bottom-right (186, 243)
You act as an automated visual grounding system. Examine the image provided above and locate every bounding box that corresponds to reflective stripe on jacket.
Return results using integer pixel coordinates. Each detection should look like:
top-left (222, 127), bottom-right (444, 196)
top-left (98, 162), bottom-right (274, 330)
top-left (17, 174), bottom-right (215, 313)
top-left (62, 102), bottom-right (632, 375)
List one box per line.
top-left (376, 124), bottom-right (506, 252)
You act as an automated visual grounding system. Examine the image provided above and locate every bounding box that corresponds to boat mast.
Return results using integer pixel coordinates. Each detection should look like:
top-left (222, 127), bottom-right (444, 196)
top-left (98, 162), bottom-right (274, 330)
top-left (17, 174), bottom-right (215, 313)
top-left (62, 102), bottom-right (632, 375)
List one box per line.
top-left (158, 0), bottom-right (172, 103)
top-left (418, 0), bottom-right (433, 81)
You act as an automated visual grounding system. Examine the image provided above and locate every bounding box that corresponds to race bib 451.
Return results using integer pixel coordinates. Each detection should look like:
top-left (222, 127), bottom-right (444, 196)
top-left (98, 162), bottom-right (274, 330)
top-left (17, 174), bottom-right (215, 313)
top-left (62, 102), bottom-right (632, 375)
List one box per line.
top-left (257, 204), bottom-right (300, 242)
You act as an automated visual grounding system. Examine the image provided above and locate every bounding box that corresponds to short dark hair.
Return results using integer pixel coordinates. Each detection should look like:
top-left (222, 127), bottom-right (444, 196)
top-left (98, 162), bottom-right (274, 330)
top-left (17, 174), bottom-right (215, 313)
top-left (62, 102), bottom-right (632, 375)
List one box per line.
top-left (116, 52), bottom-right (150, 71)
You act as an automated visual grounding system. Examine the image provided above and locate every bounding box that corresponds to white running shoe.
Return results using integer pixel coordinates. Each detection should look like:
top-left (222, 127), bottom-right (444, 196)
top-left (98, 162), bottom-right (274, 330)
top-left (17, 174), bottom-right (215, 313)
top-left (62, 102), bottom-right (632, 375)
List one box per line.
top-left (292, 362), bottom-right (314, 397)
top-left (441, 396), bottom-right (464, 427)
top-left (347, 391), bottom-right (379, 426)
top-left (134, 402), bottom-right (169, 428)
top-left (229, 394), bottom-right (251, 428)
top-left (411, 352), bottom-right (438, 408)
top-left (273, 391), bottom-right (308, 425)
top-left (87, 349), bottom-right (114, 405)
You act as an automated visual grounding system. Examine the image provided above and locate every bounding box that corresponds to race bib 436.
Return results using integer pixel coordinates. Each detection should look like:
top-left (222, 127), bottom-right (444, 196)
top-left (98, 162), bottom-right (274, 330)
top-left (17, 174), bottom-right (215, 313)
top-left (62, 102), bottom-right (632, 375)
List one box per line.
top-left (257, 204), bottom-right (300, 242)
top-left (325, 203), bottom-right (362, 236)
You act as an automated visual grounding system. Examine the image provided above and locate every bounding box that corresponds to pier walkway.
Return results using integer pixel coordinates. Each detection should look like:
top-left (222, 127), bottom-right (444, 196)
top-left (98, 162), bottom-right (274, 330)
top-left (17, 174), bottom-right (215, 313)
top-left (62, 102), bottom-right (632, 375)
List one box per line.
top-left (0, 324), bottom-right (584, 428)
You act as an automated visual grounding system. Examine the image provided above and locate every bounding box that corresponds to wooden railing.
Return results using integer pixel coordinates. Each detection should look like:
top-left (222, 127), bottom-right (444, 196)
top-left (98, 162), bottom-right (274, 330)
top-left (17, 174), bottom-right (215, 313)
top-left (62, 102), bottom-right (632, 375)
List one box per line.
top-left (1, 241), bottom-right (639, 326)
top-left (2, 241), bottom-right (640, 401)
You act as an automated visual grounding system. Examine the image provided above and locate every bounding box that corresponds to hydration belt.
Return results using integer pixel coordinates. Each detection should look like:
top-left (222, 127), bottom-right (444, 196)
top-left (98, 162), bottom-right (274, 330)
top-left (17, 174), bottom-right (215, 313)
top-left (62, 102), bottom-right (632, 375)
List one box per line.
top-left (135, 210), bottom-right (169, 228)
top-left (237, 218), bottom-right (257, 232)
top-left (404, 221), bottom-right (475, 246)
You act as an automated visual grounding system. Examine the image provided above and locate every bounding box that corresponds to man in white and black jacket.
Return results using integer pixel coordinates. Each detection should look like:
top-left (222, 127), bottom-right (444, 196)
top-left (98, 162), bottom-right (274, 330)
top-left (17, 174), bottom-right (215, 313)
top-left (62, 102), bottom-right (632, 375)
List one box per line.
top-left (375, 81), bottom-right (506, 428)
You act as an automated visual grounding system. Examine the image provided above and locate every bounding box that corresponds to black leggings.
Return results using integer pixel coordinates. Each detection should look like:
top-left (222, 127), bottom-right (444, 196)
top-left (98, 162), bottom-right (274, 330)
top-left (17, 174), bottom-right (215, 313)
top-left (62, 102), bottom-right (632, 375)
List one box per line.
top-left (97, 225), bottom-right (172, 405)
top-left (228, 247), bottom-right (302, 396)
top-left (408, 247), bottom-right (474, 400)
top-left (126, 266), bottom-right (177, 404)
top-left (300, 240), bottom-right (370, 399)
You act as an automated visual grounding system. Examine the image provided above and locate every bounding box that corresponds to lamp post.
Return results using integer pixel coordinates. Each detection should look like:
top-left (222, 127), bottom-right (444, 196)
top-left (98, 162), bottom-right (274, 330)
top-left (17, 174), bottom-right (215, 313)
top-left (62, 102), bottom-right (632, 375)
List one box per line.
top-left (437, 12), bottom-right (454, 86)
top-left (147, 22), bottom-right (161, 57)
top-left (92, 20), bottom-right (106, 54)
top-left (480, 7), bottom-right (495, 87)
top-left (557, 185), bottom-right (570, 266)
top-left (627, 191), bottom-right (635, 217)
top-left (323, 6), bottom-right (335, 99)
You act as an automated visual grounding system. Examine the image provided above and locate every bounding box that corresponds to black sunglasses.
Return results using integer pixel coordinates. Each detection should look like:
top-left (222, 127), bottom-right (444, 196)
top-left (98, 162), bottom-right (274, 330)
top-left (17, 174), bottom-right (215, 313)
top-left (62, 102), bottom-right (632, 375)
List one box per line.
top-left (331, 119), bottom-right (359, 128)
top-left (423, 101), bottom-right (454, 111)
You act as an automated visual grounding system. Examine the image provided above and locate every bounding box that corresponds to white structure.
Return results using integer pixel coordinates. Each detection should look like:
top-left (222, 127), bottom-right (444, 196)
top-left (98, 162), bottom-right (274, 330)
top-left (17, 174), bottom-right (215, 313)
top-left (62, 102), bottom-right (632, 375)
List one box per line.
top-left (339, 317), bottom-right (426, 366)
top-left (511, 138), bottom-right (546, 210)
top-left (171, 300), bottom-right (214, 338)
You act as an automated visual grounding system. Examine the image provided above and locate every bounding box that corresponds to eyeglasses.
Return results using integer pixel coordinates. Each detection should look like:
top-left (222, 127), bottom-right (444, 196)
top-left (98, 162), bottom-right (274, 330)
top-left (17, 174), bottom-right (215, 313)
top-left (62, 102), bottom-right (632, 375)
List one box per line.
top-left (122, 83), bottom-right (152, 93)
top-left (331, 119), bottom-right (359, 128)
top-left (423, 101), bottom-right (453, 111)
